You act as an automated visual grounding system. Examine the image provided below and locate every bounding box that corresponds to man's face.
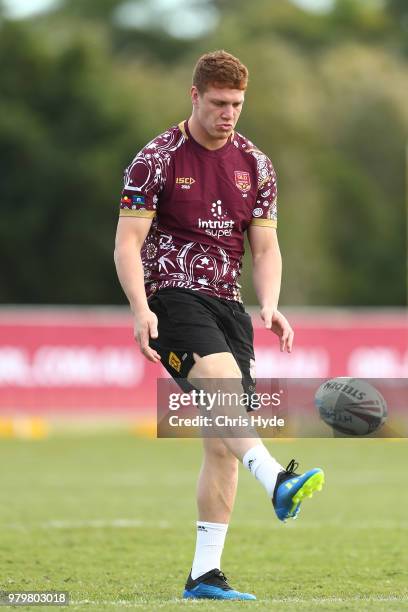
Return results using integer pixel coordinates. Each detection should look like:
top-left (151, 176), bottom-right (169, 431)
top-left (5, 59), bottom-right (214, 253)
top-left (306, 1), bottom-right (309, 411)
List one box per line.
top-left (191, 85), bottom-right (245, 142)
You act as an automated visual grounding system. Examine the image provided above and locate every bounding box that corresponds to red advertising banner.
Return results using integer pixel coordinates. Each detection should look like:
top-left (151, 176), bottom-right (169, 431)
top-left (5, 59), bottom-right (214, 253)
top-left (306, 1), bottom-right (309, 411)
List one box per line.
top-left (0, 308), bottom-right (406, 414)
top-left (254, 310), bottom-right (408, 379)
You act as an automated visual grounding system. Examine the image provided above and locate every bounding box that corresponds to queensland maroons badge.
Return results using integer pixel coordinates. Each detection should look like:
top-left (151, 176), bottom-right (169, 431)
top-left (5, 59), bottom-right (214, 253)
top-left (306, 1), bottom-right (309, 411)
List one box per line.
top-left (234, 171), bottom-right (251, 192)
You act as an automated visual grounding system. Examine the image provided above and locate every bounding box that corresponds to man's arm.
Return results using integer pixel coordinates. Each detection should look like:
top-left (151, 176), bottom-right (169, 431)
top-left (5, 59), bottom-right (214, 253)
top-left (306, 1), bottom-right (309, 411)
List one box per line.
top-left (114, 217), bottom-right (161, 363)
top-left (247, 225), bottom-right (294, 352)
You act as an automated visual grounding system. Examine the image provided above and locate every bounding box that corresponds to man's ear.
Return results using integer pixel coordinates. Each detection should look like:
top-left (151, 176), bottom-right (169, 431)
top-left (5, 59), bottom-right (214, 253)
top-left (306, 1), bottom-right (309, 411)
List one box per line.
top-left (191, 85), bottom-right (200, 108)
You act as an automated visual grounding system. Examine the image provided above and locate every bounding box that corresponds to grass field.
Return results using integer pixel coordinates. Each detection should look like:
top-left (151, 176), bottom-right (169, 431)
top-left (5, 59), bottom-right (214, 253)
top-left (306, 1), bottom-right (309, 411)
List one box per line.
top-left (0, 433), bottom-right (407, 611)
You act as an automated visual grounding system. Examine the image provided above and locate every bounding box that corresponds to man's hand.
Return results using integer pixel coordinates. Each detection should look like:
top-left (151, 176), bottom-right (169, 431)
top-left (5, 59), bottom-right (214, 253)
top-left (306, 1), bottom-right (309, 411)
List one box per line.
top-left (134, 309), bottom-right (161, 363)
top-left (260, 307), bottom-right (294, 353)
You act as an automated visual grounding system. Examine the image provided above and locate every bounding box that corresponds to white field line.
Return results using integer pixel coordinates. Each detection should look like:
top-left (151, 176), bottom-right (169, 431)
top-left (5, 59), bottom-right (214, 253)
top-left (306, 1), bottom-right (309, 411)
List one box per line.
top-left (69, 595), bottom-right (408, 607)
top-left (5, 519), bottom-right (171, 530)
top-left (3, 518), bottom-right (408, 530)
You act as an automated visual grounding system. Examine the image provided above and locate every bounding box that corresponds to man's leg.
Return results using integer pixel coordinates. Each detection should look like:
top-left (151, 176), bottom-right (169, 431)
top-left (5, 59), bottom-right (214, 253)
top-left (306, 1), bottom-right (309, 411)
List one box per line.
top-left (197, 437), bottom-right (238, 524)
top-left (189, 353), bottom-right (242, 582)
top-left (183, 352), bottom-right (257, 600)
top-left (190, 437), bottom-right (237, 580)
top-left (188, 352), bottom-right (324, 522)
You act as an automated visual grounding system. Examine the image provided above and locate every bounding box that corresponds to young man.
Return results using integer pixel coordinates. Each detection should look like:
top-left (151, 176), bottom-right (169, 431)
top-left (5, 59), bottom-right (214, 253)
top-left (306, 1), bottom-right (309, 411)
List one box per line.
top-left (114, 50), bottom-right (324, 601)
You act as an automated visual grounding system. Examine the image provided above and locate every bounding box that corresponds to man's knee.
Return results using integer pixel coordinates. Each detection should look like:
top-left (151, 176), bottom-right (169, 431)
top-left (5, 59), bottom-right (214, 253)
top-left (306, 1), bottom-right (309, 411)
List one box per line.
top-left (203, 437), bottom-right (238, 465)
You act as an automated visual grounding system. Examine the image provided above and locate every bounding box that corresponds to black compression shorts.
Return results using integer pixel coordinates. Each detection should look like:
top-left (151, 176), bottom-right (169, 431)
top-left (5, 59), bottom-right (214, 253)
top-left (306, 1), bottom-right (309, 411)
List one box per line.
top-left (148, 288), bottom-right (256, 398)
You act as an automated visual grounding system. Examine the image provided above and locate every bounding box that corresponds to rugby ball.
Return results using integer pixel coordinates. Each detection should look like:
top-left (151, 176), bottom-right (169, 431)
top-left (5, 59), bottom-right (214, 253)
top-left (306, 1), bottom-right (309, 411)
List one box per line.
top-left (315, 377), bottom-right (387, 435)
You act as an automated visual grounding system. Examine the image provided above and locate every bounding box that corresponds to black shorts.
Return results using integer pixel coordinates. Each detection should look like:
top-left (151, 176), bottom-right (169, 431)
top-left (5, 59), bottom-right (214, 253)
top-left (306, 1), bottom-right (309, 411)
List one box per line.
top-left (148, 288), bottom-right (256, 397)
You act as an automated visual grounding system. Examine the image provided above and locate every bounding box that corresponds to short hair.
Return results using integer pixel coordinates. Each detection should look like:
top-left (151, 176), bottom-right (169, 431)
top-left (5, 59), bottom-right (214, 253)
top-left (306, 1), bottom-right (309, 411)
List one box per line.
top-left (192, 50), bottom-right (249, 93)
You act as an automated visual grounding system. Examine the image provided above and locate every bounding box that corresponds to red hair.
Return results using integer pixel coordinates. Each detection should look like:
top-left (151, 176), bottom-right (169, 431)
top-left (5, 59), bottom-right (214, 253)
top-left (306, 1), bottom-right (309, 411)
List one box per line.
top-left (192, 50), bottom-right (249, 93)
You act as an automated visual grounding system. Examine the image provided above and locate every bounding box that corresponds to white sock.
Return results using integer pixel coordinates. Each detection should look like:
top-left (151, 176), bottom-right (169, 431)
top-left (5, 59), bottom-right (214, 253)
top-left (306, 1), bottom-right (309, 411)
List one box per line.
top-left (191, 521), bottom-right (228, 580)
top-left (242, 444), bottom-right (283, 498)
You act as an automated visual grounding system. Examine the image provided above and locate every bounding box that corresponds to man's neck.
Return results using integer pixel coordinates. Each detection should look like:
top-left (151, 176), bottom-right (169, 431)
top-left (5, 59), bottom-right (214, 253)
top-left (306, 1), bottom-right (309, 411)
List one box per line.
top-left (187, 116), bottom-right (229, 151)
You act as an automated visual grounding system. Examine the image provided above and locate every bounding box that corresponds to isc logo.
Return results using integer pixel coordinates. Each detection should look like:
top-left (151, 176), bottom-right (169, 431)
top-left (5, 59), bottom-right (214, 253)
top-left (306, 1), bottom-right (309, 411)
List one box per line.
top-left (176, 177), bottom-right (195, 185)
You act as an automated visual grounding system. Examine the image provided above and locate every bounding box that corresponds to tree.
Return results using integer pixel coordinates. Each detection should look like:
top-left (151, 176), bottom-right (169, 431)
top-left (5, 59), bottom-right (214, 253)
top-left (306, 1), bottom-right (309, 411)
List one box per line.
top-left (0, 0), bottom-right (406, 305)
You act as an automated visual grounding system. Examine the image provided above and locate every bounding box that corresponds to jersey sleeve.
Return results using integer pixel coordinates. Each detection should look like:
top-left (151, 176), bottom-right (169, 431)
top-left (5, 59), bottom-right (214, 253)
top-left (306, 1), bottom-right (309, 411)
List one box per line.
top-left (119, 142), bottom-right (166, 218)
top-left (250, 153), bottom-right (278, 228)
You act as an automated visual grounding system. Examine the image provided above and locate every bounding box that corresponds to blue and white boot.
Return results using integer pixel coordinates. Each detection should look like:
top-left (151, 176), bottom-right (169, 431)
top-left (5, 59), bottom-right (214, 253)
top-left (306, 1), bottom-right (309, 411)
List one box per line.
top-left (183, 568), bottom-right (256, 600)
top-left (273, 459), bottom-right (325, 521)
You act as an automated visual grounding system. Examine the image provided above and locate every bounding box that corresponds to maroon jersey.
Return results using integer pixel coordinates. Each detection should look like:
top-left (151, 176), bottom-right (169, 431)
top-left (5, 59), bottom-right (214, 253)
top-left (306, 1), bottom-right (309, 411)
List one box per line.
top-left (119, 120), bottom-right (277, 302)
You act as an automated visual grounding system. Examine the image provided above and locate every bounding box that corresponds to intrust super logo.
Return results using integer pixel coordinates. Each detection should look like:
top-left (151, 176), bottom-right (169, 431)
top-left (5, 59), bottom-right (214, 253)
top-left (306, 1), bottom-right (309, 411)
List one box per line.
top-left (198, 200), bottom-right (235, 238)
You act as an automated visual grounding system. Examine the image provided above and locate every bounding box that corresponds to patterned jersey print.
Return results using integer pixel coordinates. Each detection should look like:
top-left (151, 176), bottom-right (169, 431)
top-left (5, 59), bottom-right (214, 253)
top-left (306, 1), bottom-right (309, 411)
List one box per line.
top-left (119, 120), bottom-right (277, 302)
